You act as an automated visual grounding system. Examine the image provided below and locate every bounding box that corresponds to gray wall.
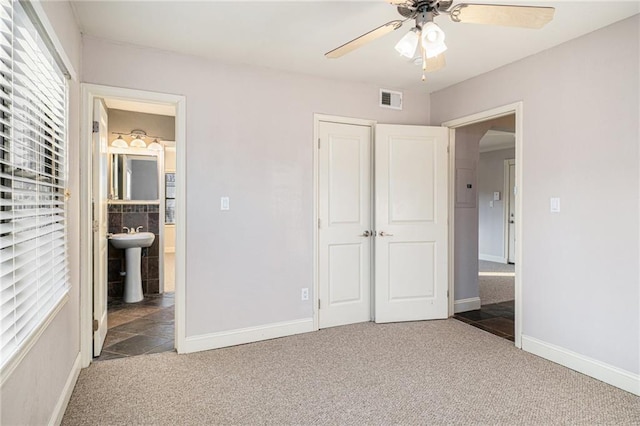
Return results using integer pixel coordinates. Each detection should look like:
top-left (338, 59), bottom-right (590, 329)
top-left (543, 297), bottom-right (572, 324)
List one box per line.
top-left (453, 123), bottom-right (482, 301)
top-left (0, 2), bottom-right (82, 424)
top-left (478, 148), bottom-right (515, 261)
top-left (432, 16), bottom-right (639, 374)
top-left (82, 35), bottom-right (431, 337)
top-left (108, 108), bottom-right (175, 143)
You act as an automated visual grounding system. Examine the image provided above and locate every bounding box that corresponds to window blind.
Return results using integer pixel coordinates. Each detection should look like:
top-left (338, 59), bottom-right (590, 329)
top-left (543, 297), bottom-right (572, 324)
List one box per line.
top-left (0, 0), bottom-right (69, 368)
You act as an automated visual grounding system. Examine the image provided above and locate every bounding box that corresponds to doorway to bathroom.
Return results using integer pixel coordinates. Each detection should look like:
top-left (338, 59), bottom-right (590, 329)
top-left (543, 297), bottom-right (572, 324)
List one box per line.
top-left (80, 84), bottom-right (186, 367)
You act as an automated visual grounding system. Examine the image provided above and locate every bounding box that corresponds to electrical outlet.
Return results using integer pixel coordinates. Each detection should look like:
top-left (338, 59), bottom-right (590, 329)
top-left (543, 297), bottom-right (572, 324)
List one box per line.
top-left (301, 288), bottom-right (309, 301)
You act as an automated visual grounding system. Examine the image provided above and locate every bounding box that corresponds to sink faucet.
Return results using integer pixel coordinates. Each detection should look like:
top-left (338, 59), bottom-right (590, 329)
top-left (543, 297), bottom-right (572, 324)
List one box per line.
top-left (122, 226), bottom-right (130, 233)
top-left (135, 226), bottom-right (143, 233)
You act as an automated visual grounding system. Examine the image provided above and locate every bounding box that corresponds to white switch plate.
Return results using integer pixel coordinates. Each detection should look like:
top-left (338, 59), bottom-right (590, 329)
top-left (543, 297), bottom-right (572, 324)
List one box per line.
top-left (220, 196), bottom-right (230, 210)
top-left (550, 197), bottom-right (560, 213)
top-left (301, 288), bottom-right (309, 301)
top-left (493, 191), bottom-right (501, 201)
top-left (489, 200), bottom-right (494, 208)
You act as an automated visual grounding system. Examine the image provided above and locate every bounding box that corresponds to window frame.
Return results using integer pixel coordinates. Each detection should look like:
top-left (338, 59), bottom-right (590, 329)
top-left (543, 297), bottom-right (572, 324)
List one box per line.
top-left (0, 0), bottom-right (72, 382)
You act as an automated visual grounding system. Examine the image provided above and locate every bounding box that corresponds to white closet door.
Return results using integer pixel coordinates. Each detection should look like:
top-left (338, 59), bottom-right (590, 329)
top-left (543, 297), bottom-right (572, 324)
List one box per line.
top-left (374, 124), bottom-right (449, 323)
top-left (318, 121), bottom-right (372, 328)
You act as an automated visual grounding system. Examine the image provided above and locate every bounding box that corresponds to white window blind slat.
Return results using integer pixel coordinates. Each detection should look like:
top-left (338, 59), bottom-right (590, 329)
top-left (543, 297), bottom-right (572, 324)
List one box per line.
top-left (0, 0), bottom-right (69, 369)
top-left (12, 123), bottom-right (66, 159)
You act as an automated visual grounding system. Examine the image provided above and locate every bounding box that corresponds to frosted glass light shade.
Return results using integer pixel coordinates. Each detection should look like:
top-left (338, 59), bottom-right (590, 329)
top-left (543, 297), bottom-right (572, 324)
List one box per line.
top-left (421, 22), bottom-right (447, 59)
top-left (130, 136), bottom-right (146, 148)
top-left (148, 139), bottom-right (163, 151)
top-left (111, 135), bottom-right (128, 148)
top-left (425, 42), bottom-right (447, 59)
top-left (395, 28), bottom-right (420, 58)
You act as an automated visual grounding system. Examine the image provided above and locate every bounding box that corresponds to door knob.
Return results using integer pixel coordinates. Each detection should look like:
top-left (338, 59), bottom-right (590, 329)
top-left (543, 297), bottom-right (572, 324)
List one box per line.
top-left (379, 231), bottom-right (394, 237)
top-left (360, 230), bottom-right (371, 237)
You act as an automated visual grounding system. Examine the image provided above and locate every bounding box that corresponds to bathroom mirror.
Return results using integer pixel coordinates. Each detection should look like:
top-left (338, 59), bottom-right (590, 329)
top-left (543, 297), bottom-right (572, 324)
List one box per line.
top-left (109, 150), bottom-right (161, 201)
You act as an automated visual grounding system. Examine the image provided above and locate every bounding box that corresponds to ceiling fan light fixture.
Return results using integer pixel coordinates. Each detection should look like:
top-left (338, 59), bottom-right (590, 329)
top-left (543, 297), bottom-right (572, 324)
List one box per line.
top-left (425, 42), bottom-right (447, 59)
top-left (421, 21), bottom-right (447, 58)
top-left (394, 27), bottom-right (420, 59)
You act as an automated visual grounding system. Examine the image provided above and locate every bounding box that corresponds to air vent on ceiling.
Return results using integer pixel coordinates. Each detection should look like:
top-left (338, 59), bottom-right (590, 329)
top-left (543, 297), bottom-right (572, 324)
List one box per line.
top-left (380, 89), bottom-right (402, 110)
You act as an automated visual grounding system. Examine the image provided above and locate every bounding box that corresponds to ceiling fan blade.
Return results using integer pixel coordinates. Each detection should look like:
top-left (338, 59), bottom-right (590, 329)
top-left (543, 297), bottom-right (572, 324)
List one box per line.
top-left (449, 4), bottom-right (555, 29)
top-left (424, 53), bottom-right (446, 72)
top-left (385, 0), bottom-right (414, 5)
top-left (325, 20), bottom-right (404, 59)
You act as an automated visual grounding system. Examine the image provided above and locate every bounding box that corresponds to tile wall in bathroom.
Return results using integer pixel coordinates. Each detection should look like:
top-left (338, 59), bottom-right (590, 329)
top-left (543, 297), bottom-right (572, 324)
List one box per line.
top-left (107, 203), bottom-right (160, 298)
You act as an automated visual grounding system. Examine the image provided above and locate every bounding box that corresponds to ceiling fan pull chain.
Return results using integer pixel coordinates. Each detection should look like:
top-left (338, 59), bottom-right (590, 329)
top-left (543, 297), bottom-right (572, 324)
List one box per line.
top-left (422, 43), bottom-right (427, 82)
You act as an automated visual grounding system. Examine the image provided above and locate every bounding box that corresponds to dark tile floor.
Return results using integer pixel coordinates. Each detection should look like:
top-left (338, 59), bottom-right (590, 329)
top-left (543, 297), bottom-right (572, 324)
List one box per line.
top-left (453, 300), bottom-right (515, 341)
top-left (94, 293), bottom-right (175, 361)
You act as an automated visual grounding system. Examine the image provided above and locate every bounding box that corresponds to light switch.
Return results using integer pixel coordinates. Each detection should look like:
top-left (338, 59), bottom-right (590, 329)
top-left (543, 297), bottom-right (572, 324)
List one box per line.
top-left (550, 197), bottom-right (560, 213)
top-left (489, 200), bottom-right (494, 208)
top-left (493, 191), bottom-right (501, 201)
top-left (221, 196), bottom-right (230, 211)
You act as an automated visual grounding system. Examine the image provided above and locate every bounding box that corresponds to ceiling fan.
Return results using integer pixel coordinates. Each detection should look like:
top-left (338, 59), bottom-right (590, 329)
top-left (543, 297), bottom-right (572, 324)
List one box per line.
top-left (325, 0), bottom-right (555, 80)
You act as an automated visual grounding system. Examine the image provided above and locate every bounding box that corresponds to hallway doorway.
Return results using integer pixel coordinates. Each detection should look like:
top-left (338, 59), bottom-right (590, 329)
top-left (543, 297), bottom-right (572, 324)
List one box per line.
top-left (443, 103), bottom-right (523, 347)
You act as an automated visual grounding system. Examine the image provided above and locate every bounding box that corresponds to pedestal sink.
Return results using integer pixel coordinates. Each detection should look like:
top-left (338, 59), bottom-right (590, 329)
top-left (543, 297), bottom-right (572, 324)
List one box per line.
top-left (109, 232), bottom-right (156, 303)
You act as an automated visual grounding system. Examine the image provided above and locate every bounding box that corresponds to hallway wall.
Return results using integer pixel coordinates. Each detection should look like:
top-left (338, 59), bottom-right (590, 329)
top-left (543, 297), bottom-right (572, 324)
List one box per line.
top-left (478, 147), bottom-right (515, 262)
top-left (431, 16), bottom-right (640, 378)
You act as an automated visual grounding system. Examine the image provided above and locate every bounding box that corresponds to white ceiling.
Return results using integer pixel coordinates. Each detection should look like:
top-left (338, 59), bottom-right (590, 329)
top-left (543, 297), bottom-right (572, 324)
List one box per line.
top-left (71, 1), bottom-right (640, 92)
top-left (479, 129), bottom-right (515, 152)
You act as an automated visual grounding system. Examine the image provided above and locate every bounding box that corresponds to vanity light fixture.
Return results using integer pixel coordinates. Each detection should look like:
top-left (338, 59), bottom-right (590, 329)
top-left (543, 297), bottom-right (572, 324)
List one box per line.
top-left (111, 135), bottom-right (128, 148)
top-left (148, 138), bottom-right (163, 151)
top-left (112, 129), bottom-right (166, 149)
top-left (130, 135), bottom-right (146, 148)
top-left (129, 129), bottom-right (147, 148)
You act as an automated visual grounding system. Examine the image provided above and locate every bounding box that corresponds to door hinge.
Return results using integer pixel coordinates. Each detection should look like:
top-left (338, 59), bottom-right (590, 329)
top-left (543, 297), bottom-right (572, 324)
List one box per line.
top-left (447, 144), bottom-right (450, 154)
top-left (318, 299), bottom-right (321, 309)
top-left (447, 290), bottom-right (449, 298)
top-left (93, 319), bottom-right (99, 332)
top-left (318, 138), bottom-right (320, 149)
top-left (92, 120), bottom-right (99, 133)
top-left (92, 220), bottom-right (99, 232)
top-left (318, 218), bottom-right (321, 229)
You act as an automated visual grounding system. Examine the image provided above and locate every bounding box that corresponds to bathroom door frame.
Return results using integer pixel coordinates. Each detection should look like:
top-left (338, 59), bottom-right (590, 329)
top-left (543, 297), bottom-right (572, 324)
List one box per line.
top-left (79, 83), bottom-right (187, 367)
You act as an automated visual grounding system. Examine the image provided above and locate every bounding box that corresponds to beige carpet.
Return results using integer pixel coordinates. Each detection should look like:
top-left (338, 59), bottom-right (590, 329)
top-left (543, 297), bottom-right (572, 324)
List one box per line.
top-left (63, 320), bottom-right (639, 425)
top-left (479, 260), bottom-right (515, 305)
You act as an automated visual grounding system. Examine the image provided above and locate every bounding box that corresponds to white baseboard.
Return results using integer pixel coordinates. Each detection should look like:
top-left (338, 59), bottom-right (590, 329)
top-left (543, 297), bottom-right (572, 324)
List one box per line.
top-left (522, 335), bottom-right (639, 396)
top-left (454, 297), bottom-right (481, 313)
top-left (479, 254), bottom-right (508, 263)
top-left (49, 352), bottom-right (81, 426)
top-left (183, 318), bottom-right (314, 354)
